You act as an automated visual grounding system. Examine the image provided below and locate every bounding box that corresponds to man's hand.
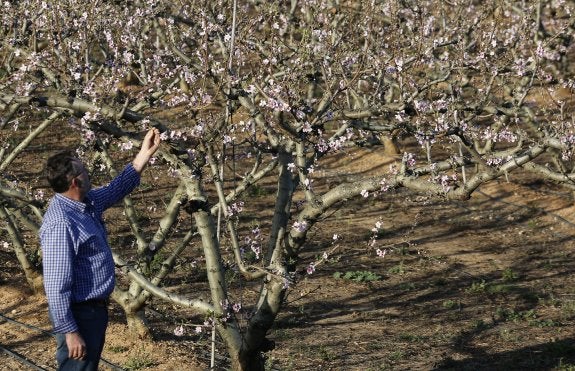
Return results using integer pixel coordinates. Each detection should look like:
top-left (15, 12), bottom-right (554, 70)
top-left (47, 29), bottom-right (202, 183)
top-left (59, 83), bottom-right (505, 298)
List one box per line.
top-left (65, 331), bottom-right (86, 360)
top-left (133, 128), bottom-right (162, 173)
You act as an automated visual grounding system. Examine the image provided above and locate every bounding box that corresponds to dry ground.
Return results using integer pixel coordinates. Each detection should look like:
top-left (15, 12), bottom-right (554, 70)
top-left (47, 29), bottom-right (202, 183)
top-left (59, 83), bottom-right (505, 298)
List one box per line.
top-left (1, 144), bottom-right (575, 370)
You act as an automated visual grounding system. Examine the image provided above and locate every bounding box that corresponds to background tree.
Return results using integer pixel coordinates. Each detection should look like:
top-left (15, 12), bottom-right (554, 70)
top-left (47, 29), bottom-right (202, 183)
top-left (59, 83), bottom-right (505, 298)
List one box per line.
top-left (1, 0), bottom-right (575, 369)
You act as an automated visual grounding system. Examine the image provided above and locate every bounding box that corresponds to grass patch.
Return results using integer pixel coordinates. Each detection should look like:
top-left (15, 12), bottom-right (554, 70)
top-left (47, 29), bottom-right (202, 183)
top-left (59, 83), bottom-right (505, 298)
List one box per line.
top-left (248, 184), bottom-right (270, 197)
top-left (318, 345), bottom-right (337, 361)
top-left (387, 261), bottom-right (406, 275)
top-left (333, 270), bottom-right (382, 282)
top-left (108, 345), bottom-right (129, 353)
top-left (557, 359), bottom-right (575, 371)
top-left (399, 282), bottom-right (417, 291)
top-left (561, 300), bottom-right (575, 319)
top-left (494, 307), bottom-right (560, 327)
top-left (487, 283), bottom-right (513, 294)
top-left (465, 280), bottom-right (487, 294)
top-left (465, 279), bottom-right (517, 295)
top-left (387, 350), bottom-right (406, 361)
top-left (442, 300), bottom-right (459, 310)
top-left (123, 348), bottom-right (156, 370)
top-left (495, 308), bottom-right (537, 322)
top-left (398, 333), bottom-right (426, 343)
top-left (502, 268), bottom-right (519, 282)
top-left (499, 328), bottom-right (521, 342)
top-left (124, 357), bottom-right (155, 370)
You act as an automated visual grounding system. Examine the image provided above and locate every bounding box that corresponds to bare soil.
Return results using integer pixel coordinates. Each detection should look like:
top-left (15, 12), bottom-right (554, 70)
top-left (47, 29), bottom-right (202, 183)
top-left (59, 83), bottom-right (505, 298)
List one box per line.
top-left (1, 144), bottom-right (575, 370)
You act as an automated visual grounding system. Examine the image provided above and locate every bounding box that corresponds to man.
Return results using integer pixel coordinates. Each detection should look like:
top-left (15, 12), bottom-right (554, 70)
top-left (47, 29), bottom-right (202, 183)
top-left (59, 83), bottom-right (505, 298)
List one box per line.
top-left (40, 128), bottom-right (161, 370)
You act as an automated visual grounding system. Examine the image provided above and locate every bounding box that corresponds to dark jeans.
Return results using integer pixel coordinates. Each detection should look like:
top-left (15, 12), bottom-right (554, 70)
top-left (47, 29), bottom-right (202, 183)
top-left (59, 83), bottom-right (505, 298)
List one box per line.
top-left (52, 304), bottom-right (109, 371)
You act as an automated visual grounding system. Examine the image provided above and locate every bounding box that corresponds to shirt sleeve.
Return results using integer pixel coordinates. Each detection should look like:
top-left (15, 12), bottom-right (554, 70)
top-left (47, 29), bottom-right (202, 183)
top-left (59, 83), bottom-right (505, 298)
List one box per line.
top-left (90, 163), bottom-right (141, 212)
top-left (40, 222), bottom-right (78, 334)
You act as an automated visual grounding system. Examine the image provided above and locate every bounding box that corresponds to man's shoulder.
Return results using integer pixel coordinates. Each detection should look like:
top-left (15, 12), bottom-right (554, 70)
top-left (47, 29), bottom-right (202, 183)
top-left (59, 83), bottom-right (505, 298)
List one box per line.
top-left (41, 197), bottom-right (73, 229)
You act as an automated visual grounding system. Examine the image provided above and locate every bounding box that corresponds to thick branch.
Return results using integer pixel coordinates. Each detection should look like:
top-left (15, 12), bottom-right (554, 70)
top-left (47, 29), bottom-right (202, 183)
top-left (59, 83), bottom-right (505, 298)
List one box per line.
top-left (113, 252), bottom-right (213, 314)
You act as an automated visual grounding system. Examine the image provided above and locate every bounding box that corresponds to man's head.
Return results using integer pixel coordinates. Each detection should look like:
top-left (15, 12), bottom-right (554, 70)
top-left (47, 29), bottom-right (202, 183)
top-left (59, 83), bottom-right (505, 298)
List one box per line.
top-left (45, 151), bottom-right (91, 196)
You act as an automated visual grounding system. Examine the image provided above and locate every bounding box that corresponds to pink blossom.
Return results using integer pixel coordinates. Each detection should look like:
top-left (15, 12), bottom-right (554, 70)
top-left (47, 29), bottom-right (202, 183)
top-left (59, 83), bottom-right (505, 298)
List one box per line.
top-left (174, 325), bottom-right (185, 336)
top-left (306, 263), bottom-right (315, 275)
top-left (119, 141), bottom-right (134, 151)
top-left (227, 202), bottom-right (244, 216)
top-left (376, 249), bottom-right (387, 258)
top-left (34, 190), bottom-right (45, 201)
top-left (292, 220), bottom-right (308, 233)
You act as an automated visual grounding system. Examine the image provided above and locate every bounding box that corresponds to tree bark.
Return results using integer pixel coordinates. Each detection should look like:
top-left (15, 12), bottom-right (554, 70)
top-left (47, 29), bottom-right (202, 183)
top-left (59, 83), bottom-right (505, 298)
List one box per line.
top-left (0, 206), bottom-right (43, 294)
top-left (229, 349), bottom-right (265, 371)
top-left (125, 308), bottom-right (151, 339)
top-left (112, 290), bottom-right (152, 339)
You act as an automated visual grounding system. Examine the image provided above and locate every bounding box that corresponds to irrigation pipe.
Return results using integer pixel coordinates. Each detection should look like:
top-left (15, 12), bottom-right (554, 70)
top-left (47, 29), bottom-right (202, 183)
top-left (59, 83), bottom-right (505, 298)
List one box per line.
top-left (0, 312), bottom-right (124, 370)
top-left (0, 344), bottom-right (49, 371)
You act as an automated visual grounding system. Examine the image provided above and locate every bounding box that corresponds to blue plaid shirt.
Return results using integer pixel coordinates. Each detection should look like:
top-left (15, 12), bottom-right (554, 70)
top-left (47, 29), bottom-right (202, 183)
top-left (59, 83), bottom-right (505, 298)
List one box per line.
top-left (40, 164), bottom-right (140, 333)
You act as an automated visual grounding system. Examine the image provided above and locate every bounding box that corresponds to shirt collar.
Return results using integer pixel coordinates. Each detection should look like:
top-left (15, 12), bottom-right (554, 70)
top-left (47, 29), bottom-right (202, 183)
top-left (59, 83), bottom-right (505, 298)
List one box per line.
top-left (54, 193), bottom-right (92, 213)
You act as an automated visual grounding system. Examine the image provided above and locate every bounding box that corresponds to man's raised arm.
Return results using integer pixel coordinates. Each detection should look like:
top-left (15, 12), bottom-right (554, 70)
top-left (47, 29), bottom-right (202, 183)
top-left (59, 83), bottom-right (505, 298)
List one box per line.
top-left (132, 128), bottom-right (161, 174)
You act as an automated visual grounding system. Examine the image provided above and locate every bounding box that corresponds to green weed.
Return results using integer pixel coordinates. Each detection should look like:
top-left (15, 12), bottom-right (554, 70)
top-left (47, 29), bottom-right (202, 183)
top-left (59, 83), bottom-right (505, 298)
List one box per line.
top-left (556, 359), bottom-right (575, 370)
top-left (397, 244), bottom-right (410, 256)
top-left (387, 261), bottom-right (406, 275)
top-left (124, 353), bottom-right (155, 370)
top-left (499, 328), bottom-right (520, 342)
top-left (108, 345), bottom-right (128, 353)
top-left (487, 284), bottom-right (512, 294)
top-left (495, 308), bottom-right (537, 323)
top-left (121, 343), bottom-right (156, 369)
top-left (502, 268), bottom-right (519, 282)
top-left (472, 319), bottom-right (488, 330)
top-left (26, 249), bottom-right (42, 269)
top-left (248, 184), bottom-right (270, 197)
top-left (138, 182), bottom-right (154, 191)
top-left (442, 300), bottom-right (458, 310)
top-left (561, 300), bottom-right (575, 319)
top-left (388, 350), bottom-right (406, 361)
top-left (531, 318), bottom-right (560, 328)
top-left (225, 267), bottom-right (238, 285)
top-left (318, 345), bottom-right (336, 361)
top-left (466, 280), bottom-right (487, 294)
top-left (398, 333), bottom-right (426, 343)
top-left (399, 282), bottom-right (417, 291)
top-left (333, 270), bottom-right (382, 282)
top-left (149, 250), bottom-right (166, 272)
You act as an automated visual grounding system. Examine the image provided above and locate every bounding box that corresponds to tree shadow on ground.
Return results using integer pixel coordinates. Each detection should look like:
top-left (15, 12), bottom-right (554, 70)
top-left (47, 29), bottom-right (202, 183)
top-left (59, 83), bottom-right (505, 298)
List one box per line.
top-left (433, 337), bottom-right (575, 370)
top-left (271, 183), bottom-right (575, 369)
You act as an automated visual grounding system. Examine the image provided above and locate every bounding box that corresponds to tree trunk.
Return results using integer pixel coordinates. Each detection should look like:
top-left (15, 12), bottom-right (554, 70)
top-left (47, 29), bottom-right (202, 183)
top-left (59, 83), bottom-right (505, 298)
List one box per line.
top-left (112, 290), bottom-right (152, 339)
top-left (125, 308), bottom-right (151, 339)
top-left (0, 206), bottom-right (44, 294)
top-left (230, 348), bottom-right (265, 371)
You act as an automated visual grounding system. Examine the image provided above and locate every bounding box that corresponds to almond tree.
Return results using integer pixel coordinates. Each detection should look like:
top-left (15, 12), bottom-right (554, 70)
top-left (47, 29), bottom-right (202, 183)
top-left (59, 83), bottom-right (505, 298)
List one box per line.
top-left (1, 0), bottom-right (575, 369)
